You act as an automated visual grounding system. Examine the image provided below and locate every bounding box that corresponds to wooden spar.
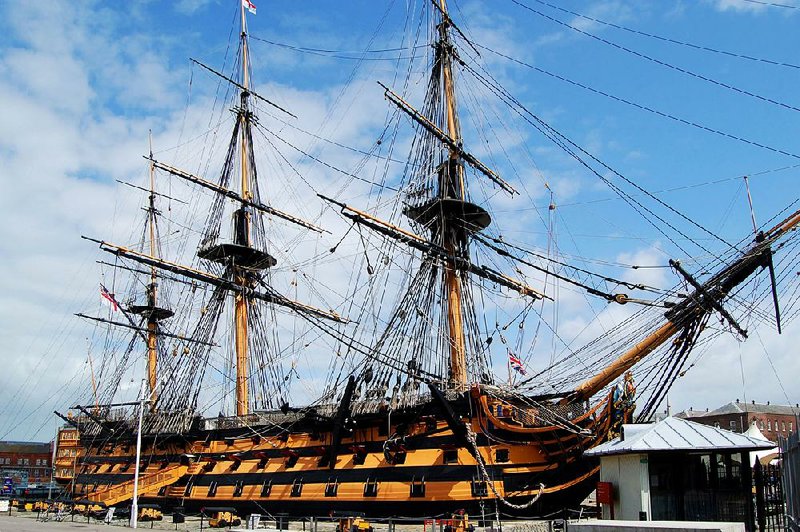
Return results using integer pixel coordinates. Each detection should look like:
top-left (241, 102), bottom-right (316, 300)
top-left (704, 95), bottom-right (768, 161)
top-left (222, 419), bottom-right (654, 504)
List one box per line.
top-left (379, 84), bottom-right (516, 196)
top-left (564, 321), bottom-right (679, 404)
top-left (148, 158), bottom-right (326, 233)
top-left (234, 281), bottom-right (249, 417)
top-left (444, 237), bottom-right (467, 386)
top-left (318, 195), bottom-right (547, 299)
top-left (146, 133), bottom-right (158, 406)
top-left (85, 238), bottom-right (345, 322)
top-left (566, 205), bottom-right (800, 404)
top-left (438, 0), bottom-right (468, 388)
top-left (75, 313), bottom-right (217, 347)
top-left (235, 1), bottom-right (252, 417)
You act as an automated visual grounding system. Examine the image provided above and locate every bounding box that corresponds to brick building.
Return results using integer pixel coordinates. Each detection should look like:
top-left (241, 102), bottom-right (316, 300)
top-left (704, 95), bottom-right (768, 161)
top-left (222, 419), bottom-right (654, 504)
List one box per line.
top-left (0, 441), bottom-right (53, 487)
top-left (676, 400), bottom-right (799, 442)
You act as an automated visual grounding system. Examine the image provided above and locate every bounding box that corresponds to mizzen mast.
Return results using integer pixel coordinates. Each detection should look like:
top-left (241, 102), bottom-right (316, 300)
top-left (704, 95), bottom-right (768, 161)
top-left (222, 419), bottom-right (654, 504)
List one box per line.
top-left (129, 133), bottom-right (174, 408)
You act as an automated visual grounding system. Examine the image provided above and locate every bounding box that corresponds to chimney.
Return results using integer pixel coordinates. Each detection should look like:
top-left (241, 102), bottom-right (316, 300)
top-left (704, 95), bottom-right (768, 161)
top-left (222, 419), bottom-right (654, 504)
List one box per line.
top-left (736, 398), bottom-right (740, 403)
top-left (767, 401), bottom-right (770, 405)
top-left (706, 408), bottom-right (709, 412)
top-left (752, 400), bottom-right (755, 405)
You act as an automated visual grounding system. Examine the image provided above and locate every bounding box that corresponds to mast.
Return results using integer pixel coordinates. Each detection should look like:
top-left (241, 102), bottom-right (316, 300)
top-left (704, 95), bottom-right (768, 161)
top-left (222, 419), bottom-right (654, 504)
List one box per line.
top-left (363, 1), bottom-right (523, 390)
top-left (146, 134), bottom-right (159, 403)
top-left (234, 0), bottom-right (252, 416)
top-left (195, 1), bottom-right (271, 417)
top-left (437, 0), bottom-right (467, 387)
top-left (128, 134), bottom-right (174, 409)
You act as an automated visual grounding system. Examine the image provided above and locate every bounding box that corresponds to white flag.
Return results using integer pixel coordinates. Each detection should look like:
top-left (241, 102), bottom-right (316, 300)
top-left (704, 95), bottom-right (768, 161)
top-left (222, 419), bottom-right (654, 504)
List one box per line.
top-left (242, 0), bottom-right (256, 15)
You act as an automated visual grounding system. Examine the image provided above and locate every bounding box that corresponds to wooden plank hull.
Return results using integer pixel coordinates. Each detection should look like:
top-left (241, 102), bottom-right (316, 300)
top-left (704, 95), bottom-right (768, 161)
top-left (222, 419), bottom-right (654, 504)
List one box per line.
top-left (63, 391), bottom-right (622, 518)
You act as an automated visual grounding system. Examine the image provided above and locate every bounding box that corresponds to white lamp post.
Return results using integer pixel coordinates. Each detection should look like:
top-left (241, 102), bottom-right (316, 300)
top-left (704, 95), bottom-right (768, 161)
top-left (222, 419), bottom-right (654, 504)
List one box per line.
top-left (130, 379), bottom-right (148, 529)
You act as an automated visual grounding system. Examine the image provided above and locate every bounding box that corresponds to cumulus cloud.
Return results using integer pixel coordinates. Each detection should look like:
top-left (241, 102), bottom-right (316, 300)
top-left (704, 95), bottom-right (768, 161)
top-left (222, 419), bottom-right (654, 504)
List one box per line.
top-left (1, 0), bottom-right (798, 442)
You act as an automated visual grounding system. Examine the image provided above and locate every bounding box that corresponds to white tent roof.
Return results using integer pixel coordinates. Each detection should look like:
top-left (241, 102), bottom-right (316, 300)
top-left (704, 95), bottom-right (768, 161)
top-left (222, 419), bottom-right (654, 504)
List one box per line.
top-left (585, 416), bottom-right (774, 457)
top-left (745, 422), bottom-right (780, 466)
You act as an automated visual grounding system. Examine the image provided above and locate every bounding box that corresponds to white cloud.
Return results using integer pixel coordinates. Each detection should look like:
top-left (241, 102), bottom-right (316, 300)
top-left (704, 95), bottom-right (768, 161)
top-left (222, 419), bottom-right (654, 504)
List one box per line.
top-left (1, 0), bottom-right (798, 444)
top-left (711, 0), bottom-right (769, 12)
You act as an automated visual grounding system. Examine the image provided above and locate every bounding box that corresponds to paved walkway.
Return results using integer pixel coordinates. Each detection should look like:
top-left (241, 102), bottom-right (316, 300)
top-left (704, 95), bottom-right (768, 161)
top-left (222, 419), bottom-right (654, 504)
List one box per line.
top-left (0, 512), bottom-right (200, 531)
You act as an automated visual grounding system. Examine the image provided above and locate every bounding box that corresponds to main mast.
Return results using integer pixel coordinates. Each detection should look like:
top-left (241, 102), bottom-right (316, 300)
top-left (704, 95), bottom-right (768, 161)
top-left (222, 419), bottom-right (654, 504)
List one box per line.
top-left (194, 1), bottom-right (279, 417)
top-left (438, 0), bottom-right (468, 387)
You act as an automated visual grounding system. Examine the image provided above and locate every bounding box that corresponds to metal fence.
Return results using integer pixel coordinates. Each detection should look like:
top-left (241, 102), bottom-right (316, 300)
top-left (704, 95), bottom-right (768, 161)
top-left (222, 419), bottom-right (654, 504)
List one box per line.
top-left (755, 462), bottom-right (785, 531)
top-left (780, 430), bottom-right (800, 532)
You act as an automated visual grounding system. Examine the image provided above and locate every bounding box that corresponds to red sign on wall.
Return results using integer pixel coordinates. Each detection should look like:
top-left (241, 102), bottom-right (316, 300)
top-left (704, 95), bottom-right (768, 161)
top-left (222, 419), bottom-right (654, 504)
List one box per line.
top-left (596, 481), bottom-right (614, 505)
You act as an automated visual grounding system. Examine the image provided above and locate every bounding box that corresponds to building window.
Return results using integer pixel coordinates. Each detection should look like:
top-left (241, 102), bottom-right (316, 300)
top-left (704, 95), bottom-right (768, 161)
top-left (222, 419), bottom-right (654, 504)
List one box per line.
top-left (729, 420), bottom-right (737, 431)
top-left (714, 422), bottom-right (720, 429)
top-left (783, 422), bottom-right (787, 432)
top-left (768, 421), bottom-right (772, 431)
top-left (790, 422), bottom-right (794, 433)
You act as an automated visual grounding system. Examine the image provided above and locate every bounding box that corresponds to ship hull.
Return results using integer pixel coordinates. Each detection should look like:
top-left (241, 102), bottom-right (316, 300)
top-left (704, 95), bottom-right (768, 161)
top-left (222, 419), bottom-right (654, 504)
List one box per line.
top-left (142, 474), bottom-right (597, 519)
top-left (63, 390), bottom-right (621, 519)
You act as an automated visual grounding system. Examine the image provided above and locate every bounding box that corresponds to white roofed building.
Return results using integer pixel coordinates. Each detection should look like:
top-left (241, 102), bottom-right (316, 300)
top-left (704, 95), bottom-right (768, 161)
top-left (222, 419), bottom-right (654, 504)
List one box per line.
top-left (585, 416), bottom-right (773, 530)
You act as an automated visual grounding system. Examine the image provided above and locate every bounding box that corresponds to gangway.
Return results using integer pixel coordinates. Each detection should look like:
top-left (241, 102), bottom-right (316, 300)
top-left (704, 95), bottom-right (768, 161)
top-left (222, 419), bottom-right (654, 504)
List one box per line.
top-left (83, 464), bottom-right (188, 506)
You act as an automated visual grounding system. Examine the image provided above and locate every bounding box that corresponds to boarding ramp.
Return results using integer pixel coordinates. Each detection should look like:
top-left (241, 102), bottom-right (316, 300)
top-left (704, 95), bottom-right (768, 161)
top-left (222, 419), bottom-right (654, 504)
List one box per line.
top-left (84, 464), bottom-right (188, 506)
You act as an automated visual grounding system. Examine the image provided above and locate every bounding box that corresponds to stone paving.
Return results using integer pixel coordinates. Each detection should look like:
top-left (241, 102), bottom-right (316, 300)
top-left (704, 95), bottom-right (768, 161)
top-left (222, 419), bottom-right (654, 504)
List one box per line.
top-left (0, 508), bottom-right (559, 532)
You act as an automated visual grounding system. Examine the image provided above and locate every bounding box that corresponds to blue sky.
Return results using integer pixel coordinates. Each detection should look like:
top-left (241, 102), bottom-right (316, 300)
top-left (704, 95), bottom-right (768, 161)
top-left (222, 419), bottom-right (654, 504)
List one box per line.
top-left (1, 0), bottom-right (799, 441)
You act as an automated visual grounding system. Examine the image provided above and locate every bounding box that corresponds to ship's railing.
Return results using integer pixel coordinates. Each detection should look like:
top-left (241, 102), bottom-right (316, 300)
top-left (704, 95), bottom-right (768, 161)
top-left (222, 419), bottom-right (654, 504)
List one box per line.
top-left (200, 392), bottom-right (455, 430)
top-left (76, 408), bottom-right (196, 439)
top-left (201, 411), bottom-right (307, 431)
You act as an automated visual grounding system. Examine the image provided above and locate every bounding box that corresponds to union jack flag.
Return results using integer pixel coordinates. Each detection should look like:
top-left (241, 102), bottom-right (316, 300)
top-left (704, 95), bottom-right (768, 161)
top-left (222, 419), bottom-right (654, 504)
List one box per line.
top-left (508, 351), bottom-right (526, 375)
top-left (100, 283), bottom-right (119, 312)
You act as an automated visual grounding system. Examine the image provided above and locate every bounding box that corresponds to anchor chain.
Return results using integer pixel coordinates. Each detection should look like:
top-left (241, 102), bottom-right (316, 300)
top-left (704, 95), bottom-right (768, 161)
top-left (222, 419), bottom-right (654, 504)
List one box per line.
top-left (464, 422), bottom-right (545, 510)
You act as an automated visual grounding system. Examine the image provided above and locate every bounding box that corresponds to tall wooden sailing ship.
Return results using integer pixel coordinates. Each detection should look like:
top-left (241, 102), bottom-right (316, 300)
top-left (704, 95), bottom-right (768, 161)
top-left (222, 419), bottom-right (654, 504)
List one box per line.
top-left (54, 0), bottom-right (800, 519)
